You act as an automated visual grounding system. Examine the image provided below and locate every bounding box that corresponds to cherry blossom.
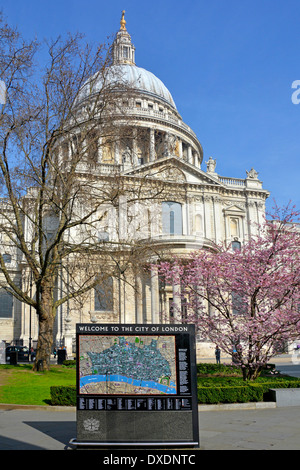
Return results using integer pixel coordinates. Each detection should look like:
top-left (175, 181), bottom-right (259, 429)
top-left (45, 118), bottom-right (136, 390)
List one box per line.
top-left (157, 203), bottom-right (300, 380)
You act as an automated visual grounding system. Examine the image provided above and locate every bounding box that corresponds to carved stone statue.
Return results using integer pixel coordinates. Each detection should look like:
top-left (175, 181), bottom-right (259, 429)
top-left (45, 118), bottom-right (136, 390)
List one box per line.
top-left (168, 134), bottom-right (177, 155)
top-left (205, 156), bottom-right (216, 173)
top-left (246, 168), bottom-right (259, 179)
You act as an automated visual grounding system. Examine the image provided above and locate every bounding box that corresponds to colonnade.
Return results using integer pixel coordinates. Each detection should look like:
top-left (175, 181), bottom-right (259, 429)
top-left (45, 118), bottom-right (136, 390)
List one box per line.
top-left (59, 125), bottom-right (201, 171)
top-left (134, 267), bottom-right (183, 325)
top-left (96, 127), bottom-right (201, 168)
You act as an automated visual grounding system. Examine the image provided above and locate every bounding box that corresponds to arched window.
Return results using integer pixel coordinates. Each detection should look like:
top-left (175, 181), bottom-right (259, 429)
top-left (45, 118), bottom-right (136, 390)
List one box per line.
top-left (94, 277), bottom-right (113, 311)
top-left (162, 202), bottom-right (182, 235)
top-left (0, 289), bottom-right (13, 318)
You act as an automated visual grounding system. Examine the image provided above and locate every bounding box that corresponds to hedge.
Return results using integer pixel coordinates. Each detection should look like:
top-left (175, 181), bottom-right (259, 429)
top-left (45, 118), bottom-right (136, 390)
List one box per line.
top-left (49, 372), bottom-right (300, 407)
top-left (50, 385), bottom-right (76, 406)
top-left (50, 382), bottom-right (294, 406)
top-left (197, 383), bottom-right (264, 404)
top-left (198, 380), bottom-right (300, 404)
top-left (49, 383), bottom-right (273, 406)
top-left (196, 363), bottom-right (276, 376)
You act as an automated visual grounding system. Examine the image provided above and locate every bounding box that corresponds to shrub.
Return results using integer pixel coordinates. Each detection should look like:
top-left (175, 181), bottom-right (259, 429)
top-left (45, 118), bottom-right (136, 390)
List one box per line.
top-left (62, 359), bottom-right (76, 367)
top-left (50, 385), bottom-right (76, 406)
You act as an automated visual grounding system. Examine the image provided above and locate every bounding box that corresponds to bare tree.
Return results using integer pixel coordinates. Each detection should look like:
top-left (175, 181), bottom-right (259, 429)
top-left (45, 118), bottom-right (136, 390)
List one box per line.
top-left (0, 13), bottom-right (172, 370)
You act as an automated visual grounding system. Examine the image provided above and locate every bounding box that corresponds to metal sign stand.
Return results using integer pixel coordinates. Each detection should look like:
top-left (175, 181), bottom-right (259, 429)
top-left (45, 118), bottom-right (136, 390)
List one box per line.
top-left (70, 323), bottom-right (199, 449)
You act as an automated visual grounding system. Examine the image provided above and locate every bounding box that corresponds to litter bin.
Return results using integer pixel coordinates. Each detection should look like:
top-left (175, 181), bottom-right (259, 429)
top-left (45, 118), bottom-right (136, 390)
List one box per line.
top-left (9, 351), bottom-right (18, 365)
top-left (57, 349), bottom-right (66, 364)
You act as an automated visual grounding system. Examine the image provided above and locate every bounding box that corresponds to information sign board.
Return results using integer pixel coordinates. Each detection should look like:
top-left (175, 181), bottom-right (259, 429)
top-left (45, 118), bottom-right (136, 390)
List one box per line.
top-left (72, 324), bottom-right (199, 447)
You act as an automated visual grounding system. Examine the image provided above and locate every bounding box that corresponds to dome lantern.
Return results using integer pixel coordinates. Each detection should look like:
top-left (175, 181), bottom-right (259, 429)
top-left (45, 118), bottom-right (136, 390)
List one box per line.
top-left (112, 10), bottom-right (136, 66)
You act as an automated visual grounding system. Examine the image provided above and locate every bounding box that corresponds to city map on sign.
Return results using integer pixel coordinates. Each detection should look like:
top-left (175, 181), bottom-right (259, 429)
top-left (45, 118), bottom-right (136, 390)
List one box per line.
top-left (79, 335), bottom-right (177, 395)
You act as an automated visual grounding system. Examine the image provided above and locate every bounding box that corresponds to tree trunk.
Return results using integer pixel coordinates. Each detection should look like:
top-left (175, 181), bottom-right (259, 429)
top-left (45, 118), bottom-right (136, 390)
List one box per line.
top-left (32, 282), bottom-right (56, 371)
top-left (242, 364), bottom-right (262, 381)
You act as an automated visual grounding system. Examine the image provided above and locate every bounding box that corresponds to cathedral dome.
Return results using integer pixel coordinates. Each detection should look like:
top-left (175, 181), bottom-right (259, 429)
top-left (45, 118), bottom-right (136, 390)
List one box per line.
top-left (73, 12), bottom-right (203, 164)
top-left (77, 63), bottom-right (176, 110)
top-left (76, 11), bottom-right (176, 111)
top-left (110, 64), bottom-right (176, 109)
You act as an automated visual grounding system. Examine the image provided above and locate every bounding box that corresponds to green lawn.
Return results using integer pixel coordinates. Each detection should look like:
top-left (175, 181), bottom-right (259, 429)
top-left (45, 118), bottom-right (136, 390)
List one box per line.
top-left (1, 362), bottom-right (300, 407)
top-left (0, 364), bottom-right (76, 406)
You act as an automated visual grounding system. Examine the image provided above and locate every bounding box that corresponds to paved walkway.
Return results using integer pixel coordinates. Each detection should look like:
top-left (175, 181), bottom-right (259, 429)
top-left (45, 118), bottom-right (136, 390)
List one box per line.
top-left (0, 405), bottom-right (75, 450)
top-left (1, 403), bottom-right (300, 450)
top-left (0, 354), bottom-right (299, 451)
top-left (200, 405), bottom-right (300, 450)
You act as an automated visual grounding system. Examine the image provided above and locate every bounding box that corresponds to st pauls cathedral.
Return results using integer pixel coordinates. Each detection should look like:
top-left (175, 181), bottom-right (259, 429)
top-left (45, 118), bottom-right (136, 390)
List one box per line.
top-left (0, 12), bottom-right (269, 358)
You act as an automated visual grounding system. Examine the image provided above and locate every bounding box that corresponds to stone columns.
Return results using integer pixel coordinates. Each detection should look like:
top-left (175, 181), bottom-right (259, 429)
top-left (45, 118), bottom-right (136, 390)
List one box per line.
top-left (149, 128), bottom-right (155, 162)
top-left (132, 128), bottom-right (139, 166)
top-left (114, 140), bottom-right (120, 164)
top-left (187, 145), bottom-right (193, 164)
top-left (172, 280), bottom-right (182, 323)
top-left (150, 266), bottom-right (160, 323)
top-left (135, 274), bottom-right (143, 323)
top-left (64, 316), bottom-right (73, 357)
top-left (178, 139), bottom-right (183, 159)
top-left (98, 136), bottom-right (103, 162)
top-left (164, 133), bottom-right (170, 157)
top-left (182, 202), bottom-right (188, 235)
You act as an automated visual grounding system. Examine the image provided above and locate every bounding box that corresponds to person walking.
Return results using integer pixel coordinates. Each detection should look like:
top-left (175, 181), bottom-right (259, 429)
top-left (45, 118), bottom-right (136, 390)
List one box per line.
top-left (215, 345), bottom-right (221, 364)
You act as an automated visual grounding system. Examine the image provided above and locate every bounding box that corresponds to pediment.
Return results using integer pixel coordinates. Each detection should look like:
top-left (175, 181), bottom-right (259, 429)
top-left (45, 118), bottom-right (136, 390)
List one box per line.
top-left (122, 156), bottom-right (222, 186)
top-left (223, 204), bottom-right (246, 215)
top-left (142, 164), bottom-right (187, 183)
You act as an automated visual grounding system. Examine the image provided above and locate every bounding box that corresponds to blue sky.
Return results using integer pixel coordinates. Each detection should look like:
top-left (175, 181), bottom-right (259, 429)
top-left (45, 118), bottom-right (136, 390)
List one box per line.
top-left (2, 0), bottom-right (300, 212)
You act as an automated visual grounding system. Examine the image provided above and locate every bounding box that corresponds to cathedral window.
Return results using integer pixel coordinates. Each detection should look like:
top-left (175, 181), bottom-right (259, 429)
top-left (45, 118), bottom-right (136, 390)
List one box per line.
top-left (0, 289), bottom-right (13, 318)
top-left (94, 277), bottom-right (113, 311)
top-left (162, 201), bottom-right (182, 235)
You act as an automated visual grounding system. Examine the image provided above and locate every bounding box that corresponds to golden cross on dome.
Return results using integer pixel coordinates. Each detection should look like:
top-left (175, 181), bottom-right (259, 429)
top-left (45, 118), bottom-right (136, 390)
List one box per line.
top-left (120, 10), bottom-right (126, 30)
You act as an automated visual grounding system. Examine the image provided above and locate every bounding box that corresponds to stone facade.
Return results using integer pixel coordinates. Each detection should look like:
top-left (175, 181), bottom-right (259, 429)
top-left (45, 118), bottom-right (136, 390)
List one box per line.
top-left (0, 13), bottom-right (269, 358)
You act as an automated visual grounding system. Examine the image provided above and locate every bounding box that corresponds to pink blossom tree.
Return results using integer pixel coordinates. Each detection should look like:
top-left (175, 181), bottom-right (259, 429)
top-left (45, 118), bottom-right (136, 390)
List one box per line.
top-left (157, 203), bottom-right (300, 380)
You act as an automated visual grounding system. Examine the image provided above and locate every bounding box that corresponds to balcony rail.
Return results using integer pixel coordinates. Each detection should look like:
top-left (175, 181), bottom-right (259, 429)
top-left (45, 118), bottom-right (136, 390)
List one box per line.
top-left (122, 105), bottom-right (198, 140)
top-left (219, 176), bottom-right (246, 187)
